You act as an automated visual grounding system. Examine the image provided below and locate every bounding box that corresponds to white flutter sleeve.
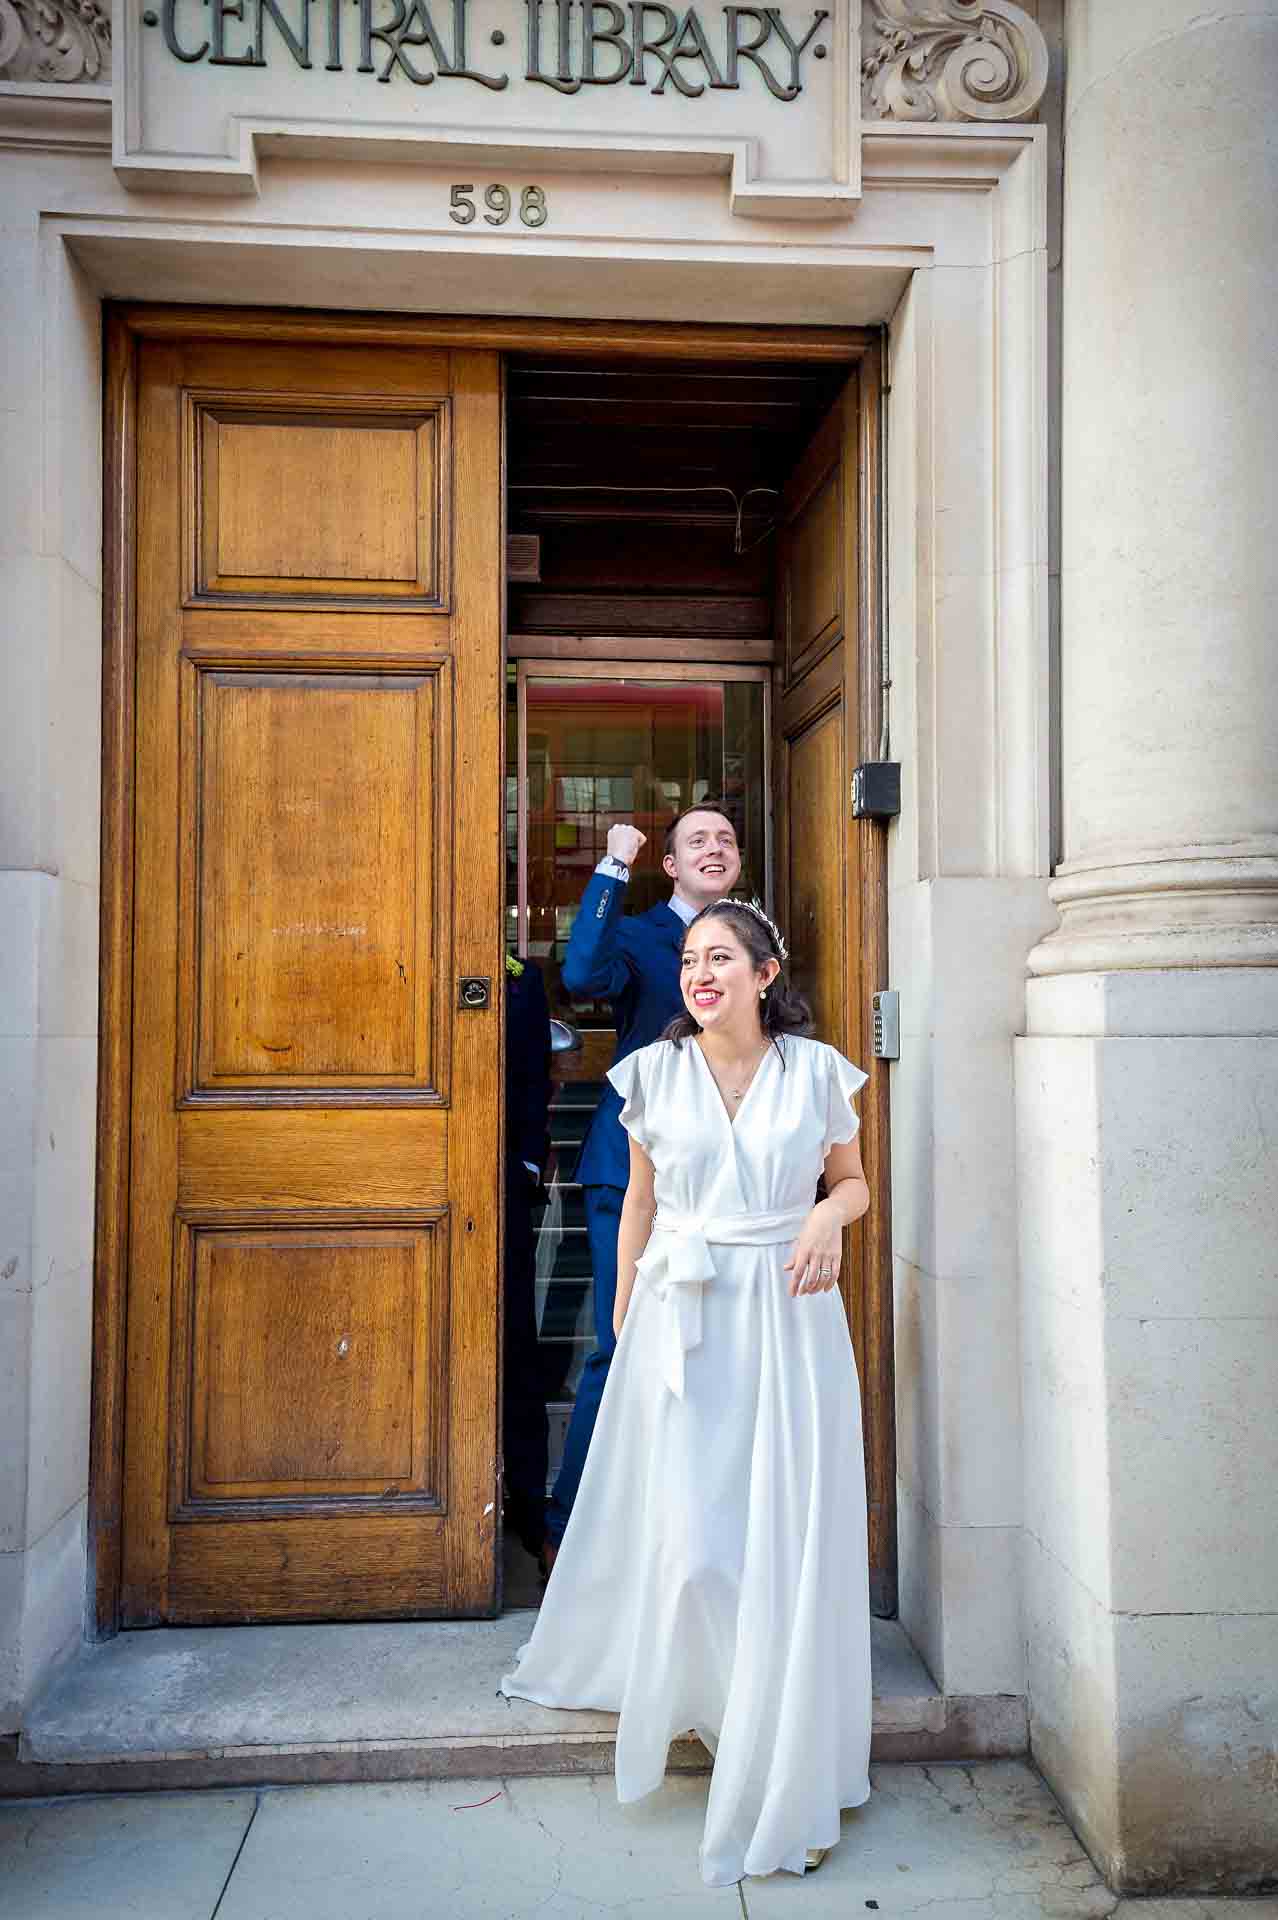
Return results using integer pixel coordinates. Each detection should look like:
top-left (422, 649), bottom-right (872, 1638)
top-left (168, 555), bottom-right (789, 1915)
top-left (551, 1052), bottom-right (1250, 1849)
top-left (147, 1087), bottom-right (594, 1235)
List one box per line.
top-left (606, 1050), bottom-right (651, 1154)
top-left (823, 1045), bottom-right (869, 1156)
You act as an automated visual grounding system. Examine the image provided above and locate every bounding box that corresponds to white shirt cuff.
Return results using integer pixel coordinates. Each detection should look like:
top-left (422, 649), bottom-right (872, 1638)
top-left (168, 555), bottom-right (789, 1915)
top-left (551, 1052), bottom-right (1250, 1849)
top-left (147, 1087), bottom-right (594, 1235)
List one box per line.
top-left (595, 856), bottom-right (630, 882)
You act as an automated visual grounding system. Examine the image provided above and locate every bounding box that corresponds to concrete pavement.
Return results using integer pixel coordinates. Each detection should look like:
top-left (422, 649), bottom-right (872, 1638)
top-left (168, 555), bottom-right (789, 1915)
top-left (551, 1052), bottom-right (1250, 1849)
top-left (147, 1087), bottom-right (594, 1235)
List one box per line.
top-left (3, 1761), bottom-right (1277, 1919)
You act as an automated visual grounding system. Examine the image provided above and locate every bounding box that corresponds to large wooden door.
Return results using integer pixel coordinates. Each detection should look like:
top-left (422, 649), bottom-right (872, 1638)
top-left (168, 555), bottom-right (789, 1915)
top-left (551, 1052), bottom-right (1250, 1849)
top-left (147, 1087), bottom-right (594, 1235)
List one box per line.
top-left (774, 373), bottom-right (896, 1615)
top-left (119, 333), bottom-right (502, 1623)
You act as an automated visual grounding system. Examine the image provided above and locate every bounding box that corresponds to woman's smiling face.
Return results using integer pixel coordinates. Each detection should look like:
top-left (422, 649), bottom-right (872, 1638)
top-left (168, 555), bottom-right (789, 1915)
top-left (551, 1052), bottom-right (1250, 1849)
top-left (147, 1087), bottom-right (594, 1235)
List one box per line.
top-left (680, 915), bottom-right (776, 1031)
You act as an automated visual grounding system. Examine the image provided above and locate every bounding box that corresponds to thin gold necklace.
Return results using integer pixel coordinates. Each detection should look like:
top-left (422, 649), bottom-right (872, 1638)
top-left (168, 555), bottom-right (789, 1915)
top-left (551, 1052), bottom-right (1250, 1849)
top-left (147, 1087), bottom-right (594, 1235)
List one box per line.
top-left (703, 1038), bottom-right (770, 1101)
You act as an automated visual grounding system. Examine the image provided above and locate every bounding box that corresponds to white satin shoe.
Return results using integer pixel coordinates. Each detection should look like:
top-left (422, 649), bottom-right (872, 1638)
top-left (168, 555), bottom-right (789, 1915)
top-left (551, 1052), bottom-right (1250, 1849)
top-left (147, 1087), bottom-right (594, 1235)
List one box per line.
top-left (804, 1847), bottom-right (831, 1873)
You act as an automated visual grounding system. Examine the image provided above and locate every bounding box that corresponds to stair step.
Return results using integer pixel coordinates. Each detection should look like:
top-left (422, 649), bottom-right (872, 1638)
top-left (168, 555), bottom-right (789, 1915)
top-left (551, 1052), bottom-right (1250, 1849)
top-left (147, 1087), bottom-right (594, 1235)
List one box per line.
top-left (2, 1616), bottom-right (1026, 1798)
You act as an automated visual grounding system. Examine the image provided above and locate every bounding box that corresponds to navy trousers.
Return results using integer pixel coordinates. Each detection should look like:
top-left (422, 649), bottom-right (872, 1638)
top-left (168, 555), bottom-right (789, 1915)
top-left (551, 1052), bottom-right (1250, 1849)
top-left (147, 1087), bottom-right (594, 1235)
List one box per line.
top-left (545, 1183), bottom-right (622, 1547)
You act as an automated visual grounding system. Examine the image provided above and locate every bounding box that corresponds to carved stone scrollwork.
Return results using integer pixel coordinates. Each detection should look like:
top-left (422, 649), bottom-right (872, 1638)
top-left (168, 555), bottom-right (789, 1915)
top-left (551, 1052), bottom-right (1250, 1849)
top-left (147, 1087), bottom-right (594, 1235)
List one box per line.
top-left (862, 0), bottom-right (1048, 122)
top-left (0, 0), bottom-right (111, 83)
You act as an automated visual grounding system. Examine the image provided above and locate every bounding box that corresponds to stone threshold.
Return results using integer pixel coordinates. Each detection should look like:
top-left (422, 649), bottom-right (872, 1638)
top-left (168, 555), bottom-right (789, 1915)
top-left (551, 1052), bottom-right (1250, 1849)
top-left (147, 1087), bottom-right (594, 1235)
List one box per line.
top-left (1, 1614), bottom-right (1027, 1799)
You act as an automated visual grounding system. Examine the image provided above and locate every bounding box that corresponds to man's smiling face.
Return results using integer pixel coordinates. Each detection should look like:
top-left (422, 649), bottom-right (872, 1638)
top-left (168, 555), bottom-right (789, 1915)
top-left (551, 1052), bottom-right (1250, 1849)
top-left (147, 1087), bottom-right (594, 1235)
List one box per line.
top-left (663, 809), bottom-right (741, 905)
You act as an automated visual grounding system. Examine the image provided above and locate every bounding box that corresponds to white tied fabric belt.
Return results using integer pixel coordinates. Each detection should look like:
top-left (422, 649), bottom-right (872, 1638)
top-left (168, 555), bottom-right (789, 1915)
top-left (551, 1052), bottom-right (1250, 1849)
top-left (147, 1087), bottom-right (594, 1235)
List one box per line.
top-left (635, 1206), bottom-right (811, 1399)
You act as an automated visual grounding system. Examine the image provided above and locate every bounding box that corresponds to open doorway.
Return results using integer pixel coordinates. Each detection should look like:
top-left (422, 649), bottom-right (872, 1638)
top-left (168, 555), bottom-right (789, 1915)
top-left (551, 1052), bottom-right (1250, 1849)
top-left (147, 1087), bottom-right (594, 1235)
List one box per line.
top-left (94, 311), bottom-right (887, 1639)
top-left (500, 352), bottom-right (894, 1612)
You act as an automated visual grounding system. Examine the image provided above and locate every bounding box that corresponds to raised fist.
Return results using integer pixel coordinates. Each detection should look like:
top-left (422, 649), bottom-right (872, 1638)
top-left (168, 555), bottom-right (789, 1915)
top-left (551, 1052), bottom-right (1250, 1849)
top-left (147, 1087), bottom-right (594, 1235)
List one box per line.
top-left (607, 823), bottom-right (647, 868)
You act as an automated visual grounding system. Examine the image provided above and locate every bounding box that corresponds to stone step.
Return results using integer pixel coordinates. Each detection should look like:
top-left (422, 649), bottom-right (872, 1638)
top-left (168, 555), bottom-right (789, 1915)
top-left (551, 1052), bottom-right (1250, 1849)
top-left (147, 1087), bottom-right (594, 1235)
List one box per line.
top-left (1, 1616), bottom-right (1027, 1798)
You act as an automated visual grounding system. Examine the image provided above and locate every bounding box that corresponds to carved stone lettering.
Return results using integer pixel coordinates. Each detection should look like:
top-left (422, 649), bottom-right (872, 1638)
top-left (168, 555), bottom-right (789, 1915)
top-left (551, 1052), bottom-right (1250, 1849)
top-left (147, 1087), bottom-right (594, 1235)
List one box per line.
top-left (861, 0), bottom-right (1048, 122)
top-left (106, 0), bottom-right (853, 208)
top-left (19, 0), bottom-right (829, 96)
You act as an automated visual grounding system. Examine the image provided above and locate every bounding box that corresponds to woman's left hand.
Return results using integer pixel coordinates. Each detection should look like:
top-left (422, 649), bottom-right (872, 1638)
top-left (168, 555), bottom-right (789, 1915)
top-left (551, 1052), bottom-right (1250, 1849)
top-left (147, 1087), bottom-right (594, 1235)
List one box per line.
top-left (784, 1199), bottom-right (844, 1297)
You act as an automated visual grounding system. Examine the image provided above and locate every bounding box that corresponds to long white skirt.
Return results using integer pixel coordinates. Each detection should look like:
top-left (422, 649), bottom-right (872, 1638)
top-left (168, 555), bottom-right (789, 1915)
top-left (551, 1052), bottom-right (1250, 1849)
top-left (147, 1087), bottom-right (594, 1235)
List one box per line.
top-left (500, 1242), bottom-right (872, 1886)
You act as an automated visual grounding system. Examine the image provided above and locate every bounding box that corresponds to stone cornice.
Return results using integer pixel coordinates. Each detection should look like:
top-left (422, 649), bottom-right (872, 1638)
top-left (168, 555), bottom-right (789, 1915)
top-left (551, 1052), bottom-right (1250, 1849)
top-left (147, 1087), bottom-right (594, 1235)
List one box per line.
top-left (0, 78), bottom-right (110, 151)
top-left (861, 1), bottom-right (1048, 122)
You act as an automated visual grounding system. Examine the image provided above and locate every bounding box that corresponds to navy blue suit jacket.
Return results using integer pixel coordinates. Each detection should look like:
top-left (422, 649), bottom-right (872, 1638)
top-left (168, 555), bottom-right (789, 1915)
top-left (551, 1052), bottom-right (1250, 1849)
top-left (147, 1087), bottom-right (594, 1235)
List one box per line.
top-left (505, 958), bottom-right (552, 1178)
top-left (562, 870), bottom-right (686, 1190)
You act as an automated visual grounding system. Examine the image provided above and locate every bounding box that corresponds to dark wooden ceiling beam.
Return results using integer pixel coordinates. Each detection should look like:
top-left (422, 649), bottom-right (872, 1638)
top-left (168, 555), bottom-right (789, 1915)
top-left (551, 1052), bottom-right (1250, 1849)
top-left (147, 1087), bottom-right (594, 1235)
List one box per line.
top-left (504, 347), bottom-right (850, 519)
top-left (509, 397), bottom-right (817, 431)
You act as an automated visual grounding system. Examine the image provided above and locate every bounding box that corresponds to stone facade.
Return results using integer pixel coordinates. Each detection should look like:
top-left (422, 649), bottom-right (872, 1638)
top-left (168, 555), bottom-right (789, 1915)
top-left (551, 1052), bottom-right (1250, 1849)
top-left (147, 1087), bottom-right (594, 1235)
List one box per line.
top-left (1016, 0), bottom-right (1278, 1889)
top-left (1, 0), bottom-right (1275, 1892)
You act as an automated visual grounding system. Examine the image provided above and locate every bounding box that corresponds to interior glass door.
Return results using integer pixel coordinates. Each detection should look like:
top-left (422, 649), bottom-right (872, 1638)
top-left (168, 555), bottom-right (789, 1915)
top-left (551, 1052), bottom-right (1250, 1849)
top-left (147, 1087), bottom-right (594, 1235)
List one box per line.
top-left (505, 663), bottom-right (769, 1509)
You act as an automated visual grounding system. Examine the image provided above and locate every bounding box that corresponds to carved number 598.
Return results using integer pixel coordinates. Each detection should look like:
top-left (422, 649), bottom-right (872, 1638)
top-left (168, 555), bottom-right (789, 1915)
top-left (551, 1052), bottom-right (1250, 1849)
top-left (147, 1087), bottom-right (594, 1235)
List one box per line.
top-left (449, 185), bottom-right (549, 229)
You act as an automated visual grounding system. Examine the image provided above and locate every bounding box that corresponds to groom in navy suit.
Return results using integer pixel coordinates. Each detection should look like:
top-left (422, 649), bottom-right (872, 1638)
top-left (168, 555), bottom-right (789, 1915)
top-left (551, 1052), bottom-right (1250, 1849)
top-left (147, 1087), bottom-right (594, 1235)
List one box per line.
top-left (544, 804), bottom-right (742, 1561)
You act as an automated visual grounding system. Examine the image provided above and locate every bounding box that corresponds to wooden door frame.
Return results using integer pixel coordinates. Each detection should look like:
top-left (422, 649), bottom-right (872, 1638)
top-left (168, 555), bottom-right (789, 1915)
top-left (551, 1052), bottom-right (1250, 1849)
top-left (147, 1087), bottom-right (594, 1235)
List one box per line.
top-left (91, 305), bottom-right (890, 1636)
top-left (853, 348), bottom-right (898, 1616)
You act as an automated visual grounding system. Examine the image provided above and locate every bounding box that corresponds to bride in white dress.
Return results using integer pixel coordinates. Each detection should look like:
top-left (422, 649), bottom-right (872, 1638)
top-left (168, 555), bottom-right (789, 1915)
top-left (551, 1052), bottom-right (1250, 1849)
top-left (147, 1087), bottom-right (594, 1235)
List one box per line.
top-left (500, 898), bottom-right (872, 1887)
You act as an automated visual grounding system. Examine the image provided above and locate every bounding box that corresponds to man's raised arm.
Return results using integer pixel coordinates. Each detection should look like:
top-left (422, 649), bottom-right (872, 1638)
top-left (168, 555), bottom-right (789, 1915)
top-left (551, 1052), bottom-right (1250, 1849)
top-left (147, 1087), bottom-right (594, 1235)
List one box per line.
top-left (561, 824), bottom-right (647, 999)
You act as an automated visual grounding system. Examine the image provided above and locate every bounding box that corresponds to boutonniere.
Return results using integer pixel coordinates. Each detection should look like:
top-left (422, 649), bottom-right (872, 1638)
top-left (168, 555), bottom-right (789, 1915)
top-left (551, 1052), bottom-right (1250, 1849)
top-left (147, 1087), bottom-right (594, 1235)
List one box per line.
top-left (505, 953), bottom-right (525, 979)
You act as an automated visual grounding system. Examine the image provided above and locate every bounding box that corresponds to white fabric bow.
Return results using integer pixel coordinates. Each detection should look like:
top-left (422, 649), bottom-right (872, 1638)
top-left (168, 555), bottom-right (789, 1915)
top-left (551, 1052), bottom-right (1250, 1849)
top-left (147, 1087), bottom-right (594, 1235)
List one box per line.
top-left (635, 1207), bottom-right (811, 1398)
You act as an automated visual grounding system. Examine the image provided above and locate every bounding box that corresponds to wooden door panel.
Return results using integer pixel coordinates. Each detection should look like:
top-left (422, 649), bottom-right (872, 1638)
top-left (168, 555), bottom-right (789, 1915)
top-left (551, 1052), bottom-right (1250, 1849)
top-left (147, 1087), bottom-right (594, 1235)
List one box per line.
top-left (176, 1110), bottom-right (448, 1210)
top-left (779, 691), bottom-right (865, 1377)
top-left (211, 418), bottom-right (420, 585)
top-left (775, 371), bottom-right (896, 1616)
top-left (182, 667), bottom-right (439, 1095)
top-left (121, 332), bottom-right (500, 1625)
top-left (180, 610), bottom-right (454, 662)
top-left (187, 391), bottom-right (448, 607)
top-left (171, 1217), bottom-right (447, 1515)
top-left (168, 1514), bottom-right (447, 1622)
top-left (184, 341), bottom-right (452, 399)
top-left (781, 405), bottom-right (845, 684)
top-left (194, 1226), bottom-right (421, 1491)
top-left (785, 706), bottom-right (847, 1052)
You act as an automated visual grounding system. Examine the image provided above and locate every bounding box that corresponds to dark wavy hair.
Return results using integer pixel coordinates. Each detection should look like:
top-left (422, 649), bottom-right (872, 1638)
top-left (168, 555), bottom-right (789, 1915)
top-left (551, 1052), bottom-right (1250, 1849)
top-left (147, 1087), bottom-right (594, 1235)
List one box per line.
top-left (661, 899), bottom-right (814, 1056)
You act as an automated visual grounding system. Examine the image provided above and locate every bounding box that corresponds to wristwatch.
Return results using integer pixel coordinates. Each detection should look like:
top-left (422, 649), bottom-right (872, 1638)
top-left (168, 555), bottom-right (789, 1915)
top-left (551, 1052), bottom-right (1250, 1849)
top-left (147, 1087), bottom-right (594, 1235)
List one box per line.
top-left (596, 855), bottom-right (631, 882)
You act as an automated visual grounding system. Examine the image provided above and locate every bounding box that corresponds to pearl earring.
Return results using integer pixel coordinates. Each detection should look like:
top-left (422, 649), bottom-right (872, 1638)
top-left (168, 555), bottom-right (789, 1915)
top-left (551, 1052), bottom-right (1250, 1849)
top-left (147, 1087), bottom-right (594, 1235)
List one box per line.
top-left (759, 987), bottom-right (767, 999)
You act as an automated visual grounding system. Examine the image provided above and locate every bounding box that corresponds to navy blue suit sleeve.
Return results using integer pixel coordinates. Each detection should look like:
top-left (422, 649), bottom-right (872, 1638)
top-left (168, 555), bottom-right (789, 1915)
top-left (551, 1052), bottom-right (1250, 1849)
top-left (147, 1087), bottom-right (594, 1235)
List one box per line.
top-left (561, 869), bottom-right (636, 1001)
top-left (506, 962), bottom-right (552, 1175)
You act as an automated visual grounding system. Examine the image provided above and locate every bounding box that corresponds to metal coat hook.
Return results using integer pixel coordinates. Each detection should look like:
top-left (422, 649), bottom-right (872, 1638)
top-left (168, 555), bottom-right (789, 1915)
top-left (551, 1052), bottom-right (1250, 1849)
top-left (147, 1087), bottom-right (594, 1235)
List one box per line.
top-left (732, 486), bottom-right (782, 556)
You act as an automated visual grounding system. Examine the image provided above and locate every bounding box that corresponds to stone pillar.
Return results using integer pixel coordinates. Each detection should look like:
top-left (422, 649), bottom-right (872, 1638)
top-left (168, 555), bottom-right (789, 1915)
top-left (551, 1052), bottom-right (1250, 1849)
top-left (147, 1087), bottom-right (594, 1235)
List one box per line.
top-left (1017, 0), bottom-right (1278, 1891)
top-left (1031, 0), bottom-right (1278, 977)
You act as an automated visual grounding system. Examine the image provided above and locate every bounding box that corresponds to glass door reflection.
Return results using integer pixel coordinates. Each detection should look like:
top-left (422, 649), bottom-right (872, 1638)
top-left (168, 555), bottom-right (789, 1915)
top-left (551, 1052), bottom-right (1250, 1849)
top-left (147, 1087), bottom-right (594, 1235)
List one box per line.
top-left (506, 663), bottom-right (769, 1477)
